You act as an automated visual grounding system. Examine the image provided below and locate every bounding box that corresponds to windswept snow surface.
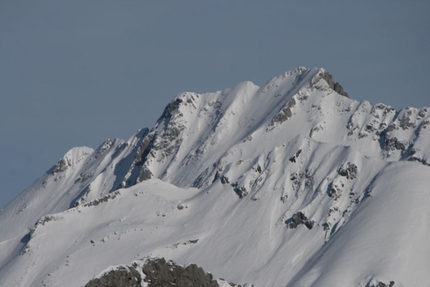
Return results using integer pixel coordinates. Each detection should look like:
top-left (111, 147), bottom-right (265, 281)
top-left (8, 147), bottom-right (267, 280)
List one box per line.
top-left (0, 67), bottom-right (429, 286)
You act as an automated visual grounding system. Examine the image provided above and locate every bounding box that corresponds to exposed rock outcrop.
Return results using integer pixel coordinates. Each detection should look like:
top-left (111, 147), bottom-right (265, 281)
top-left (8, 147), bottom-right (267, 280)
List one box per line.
top-left (85, 266), bottom-right (142, 287)
top-left (85, 258), bottom-right (220, 287)
top-left (319, 71), bottom-right (349, 97)
top-left (286, 212), bottom-right (314, 230)
top-left (143, 258), bottom-right (219, 287)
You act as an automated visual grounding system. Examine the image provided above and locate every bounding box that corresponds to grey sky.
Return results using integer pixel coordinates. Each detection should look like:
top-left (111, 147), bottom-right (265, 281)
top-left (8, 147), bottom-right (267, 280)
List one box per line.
top-left (1, 1), bottom-right (429, 208)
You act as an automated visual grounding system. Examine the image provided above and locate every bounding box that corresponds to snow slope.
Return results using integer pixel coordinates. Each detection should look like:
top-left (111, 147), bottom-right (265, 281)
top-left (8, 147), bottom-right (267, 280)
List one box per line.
top-left (0, 67), bottom-right (429, 287)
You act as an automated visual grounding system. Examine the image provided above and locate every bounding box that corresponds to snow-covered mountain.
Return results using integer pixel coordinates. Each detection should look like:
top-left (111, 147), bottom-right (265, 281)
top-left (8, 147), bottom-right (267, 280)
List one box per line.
top-left (1, 67), bottom-right (429, 287)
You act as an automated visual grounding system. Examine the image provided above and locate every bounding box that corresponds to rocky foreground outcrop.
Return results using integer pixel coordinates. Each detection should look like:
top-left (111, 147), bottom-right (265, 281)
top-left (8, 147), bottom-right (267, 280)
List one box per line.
top-left (85, 258), bottom-right (220, 287)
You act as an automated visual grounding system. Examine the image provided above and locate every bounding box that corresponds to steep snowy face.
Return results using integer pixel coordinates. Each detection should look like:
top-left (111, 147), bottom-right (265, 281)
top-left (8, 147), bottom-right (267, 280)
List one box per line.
top-left (121, 67), bottom-right (430, 191)
top-left (1, 67), bottom-right (429, 287)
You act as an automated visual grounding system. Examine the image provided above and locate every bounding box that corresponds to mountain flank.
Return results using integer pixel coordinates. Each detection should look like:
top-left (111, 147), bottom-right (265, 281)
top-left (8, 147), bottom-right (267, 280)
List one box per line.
top-left (0, 67), bottom-right (429, 287)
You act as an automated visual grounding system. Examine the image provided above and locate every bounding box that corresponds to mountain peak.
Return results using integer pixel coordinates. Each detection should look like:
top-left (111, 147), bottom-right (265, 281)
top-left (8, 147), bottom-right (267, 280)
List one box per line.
top-left (51, 146), bottom-right (94, 174)
top-left (117, 67), bottom-right (429, 190)
top-left (312, 68), bottom-right (349, 97)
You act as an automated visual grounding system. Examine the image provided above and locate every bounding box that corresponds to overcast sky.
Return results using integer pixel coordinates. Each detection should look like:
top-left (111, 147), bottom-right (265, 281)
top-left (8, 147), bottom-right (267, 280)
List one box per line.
top-left (1, 1), bottom-right (429, 208)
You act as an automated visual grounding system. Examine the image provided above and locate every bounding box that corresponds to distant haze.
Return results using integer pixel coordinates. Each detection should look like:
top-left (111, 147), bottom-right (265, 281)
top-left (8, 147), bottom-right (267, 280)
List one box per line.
top-left (1, 0), bottom-right (429, 208)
